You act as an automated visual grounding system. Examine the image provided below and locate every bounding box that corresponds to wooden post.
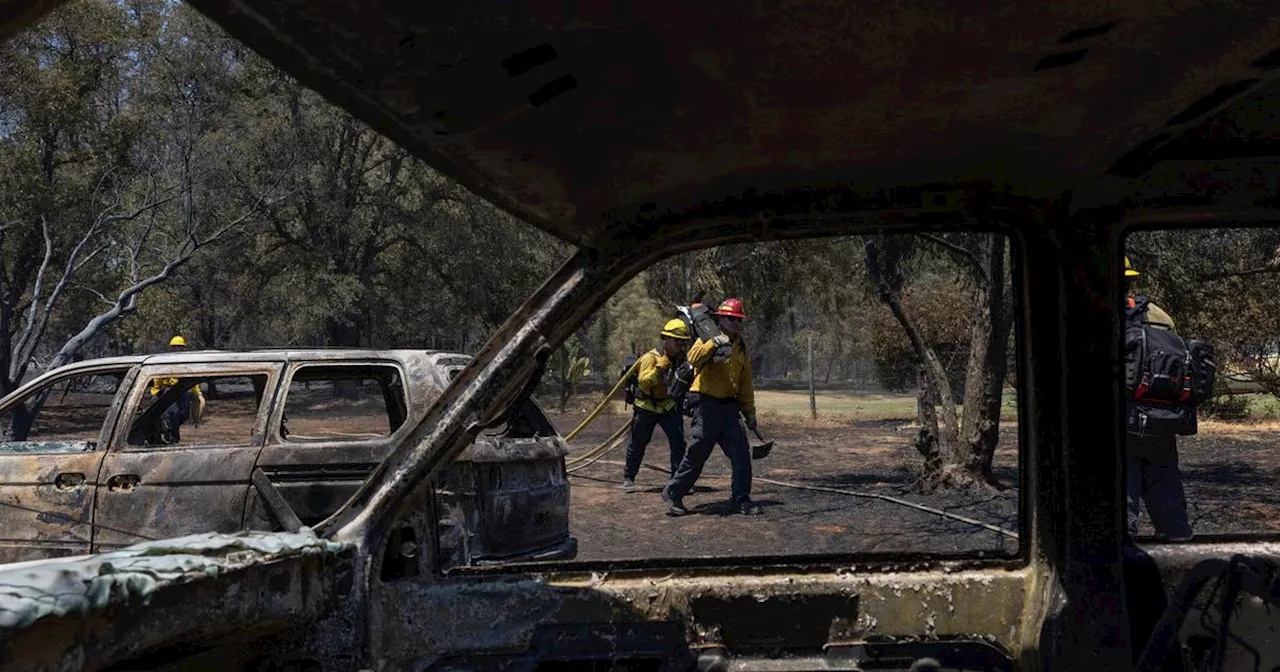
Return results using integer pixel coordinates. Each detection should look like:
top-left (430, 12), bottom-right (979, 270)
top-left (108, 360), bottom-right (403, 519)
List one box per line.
top-left (808, 334), bottom-right (817, 420)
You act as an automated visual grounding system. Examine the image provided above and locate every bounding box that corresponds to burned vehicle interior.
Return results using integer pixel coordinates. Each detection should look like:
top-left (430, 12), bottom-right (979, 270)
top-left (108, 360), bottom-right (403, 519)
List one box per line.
top-left (5, 1), bottom-right (1280, 671)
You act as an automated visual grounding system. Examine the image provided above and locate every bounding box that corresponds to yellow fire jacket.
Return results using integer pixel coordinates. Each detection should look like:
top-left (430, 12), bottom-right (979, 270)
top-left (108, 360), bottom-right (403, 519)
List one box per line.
top-left (634, 349), bottom-right (678, 414)
top-left (687, 337), bottom-right (755, 413)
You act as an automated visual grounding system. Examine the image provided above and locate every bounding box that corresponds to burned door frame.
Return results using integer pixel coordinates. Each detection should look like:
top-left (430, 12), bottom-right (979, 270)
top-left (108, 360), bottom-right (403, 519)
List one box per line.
top-left (248, 360), bottom-right (410, 531)
top-left (0, 363), bottom-right (137, 563)
top-left (91, 362), bottom-right (283, 551)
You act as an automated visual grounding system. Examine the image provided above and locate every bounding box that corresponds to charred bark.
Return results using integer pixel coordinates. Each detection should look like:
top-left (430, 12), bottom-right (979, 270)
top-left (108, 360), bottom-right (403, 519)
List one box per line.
top-left (958, 233), bottom-right (1014, 487)
top-left (863, 235), bottom-right (961, 488)
top-left (915, 364), bottom-right (942, 475)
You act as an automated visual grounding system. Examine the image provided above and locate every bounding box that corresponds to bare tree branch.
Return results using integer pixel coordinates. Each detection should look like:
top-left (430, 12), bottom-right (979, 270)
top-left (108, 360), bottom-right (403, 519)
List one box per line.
top-left (99, 190), bottom-right (179, 227)
top-left (917, 233), bottom-right (988, 281)
top-left (39, 182), bottom-right (291, 373)
top-left (78, 284), bottom-right (119, 308)
top-left (15, 216), bottom-right (55, 380)
top-left (8, 188), bottom-right (183, 384)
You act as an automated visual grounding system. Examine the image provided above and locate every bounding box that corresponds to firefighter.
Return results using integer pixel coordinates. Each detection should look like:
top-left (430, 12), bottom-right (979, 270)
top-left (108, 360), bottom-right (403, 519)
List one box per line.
top-left (662, 297), bottom-right (762, 516)
top-left (149, 335), bottom-right (206, 442)
top-left (620, 318), bottom-right (692, 492)
top-left (1123, 257), bottom-right (1193, 540)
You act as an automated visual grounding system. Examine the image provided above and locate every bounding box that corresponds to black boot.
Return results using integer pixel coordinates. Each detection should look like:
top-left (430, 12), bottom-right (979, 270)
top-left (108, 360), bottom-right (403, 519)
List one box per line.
top-left (662, 485), bottom-right (688, 516)
top-left (735, 498), bottom-right (762, 516)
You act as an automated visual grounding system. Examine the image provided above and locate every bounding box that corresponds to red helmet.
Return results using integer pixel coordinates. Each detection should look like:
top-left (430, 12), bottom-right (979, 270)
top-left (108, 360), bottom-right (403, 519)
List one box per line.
top-left (715, 297), bottom-right (747, 319)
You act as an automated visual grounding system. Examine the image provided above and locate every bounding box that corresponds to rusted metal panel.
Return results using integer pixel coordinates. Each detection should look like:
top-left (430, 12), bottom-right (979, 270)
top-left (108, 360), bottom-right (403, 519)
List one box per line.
top-left (0, 530), bottom-right (352, 672)
top-left (367, 565), bottom-right (1031, 667)
top-left (0, 364), bottom-right (137, 564)
top-left (167, 0), bottom-right (1280, 248)
top-left (92, 362), bottom-right (284, 550)
top-left (437, 436), bottom-right (572, 567)
top-left (246, 458), bottom-right (383, 530)
top-left (250, 359), bottom-right (414, 529)
top-left (0, 452), bottom-right (102, 564)
top-left (238, 352), bottom-right (575, 568)
top-left (93, 447), bottom-right (265, 549)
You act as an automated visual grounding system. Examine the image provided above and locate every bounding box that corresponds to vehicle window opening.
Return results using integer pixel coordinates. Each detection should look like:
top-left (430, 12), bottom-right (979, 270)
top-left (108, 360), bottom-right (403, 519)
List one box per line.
top-left (280, 364), bottom-right (406, 442)
top-left (127, 373), bottom-right (268, 448)
top-left (1123, 226), bottom-right (1280, 541)
top-left (517, 232), bottom-right (1022, 567)
top-left (0, 370), bottom-right (128, 453)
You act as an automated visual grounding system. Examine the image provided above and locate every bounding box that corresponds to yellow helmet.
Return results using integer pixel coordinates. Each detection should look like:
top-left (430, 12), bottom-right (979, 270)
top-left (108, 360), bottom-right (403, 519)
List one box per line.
top-left (169, 335), bottom-right (187, 347)
top-left (660, 318), bottom-right (690, 340)
top-left (1124, 256), bottom-right (1140, 277)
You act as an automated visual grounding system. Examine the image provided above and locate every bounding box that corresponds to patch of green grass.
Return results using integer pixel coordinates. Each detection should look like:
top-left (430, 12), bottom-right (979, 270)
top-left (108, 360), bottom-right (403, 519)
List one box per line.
top-left (1243, 393), bottom-right (1280, 419)
top-left (756, 389), bottom-right (1019, 422)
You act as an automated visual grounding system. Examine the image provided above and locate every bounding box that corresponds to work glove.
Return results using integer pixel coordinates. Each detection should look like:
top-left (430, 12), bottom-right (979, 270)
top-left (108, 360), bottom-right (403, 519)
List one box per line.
top-left (711, 334), bottom-right (732, 362)
top-left (743, 409), bottom-right (758, 433)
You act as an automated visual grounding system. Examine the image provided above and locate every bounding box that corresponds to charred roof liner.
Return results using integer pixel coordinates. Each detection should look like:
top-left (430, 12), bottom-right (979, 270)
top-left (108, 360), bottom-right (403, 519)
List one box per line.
top-left (527, 74), bottom-right (578, 107)
top-left (1034, 49), bottom-right (1088, 72)
top-left (1058, 22), bottom-right (1118, 43)
top-left (1106, 74), bottom-right (1272, 178)
top-left (501, 43), bottom-right (559, 77)
top-left (1106, 133), bottom-right (1173, 179)
top-left (1252, 46), bottom-right (1280, 69)
top-left (1166, 79), bottom-right (1260, 126)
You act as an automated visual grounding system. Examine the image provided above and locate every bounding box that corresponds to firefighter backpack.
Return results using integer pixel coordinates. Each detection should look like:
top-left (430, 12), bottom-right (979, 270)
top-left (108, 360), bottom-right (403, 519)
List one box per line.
top-left (619, 353), bottom-right (639, 406)
top-left (1124, 296), bottom-right (1216, 436)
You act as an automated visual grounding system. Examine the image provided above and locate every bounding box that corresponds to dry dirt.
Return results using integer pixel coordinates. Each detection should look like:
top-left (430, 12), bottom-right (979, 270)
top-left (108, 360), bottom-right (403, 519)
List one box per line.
top-left (548, 408), bottom-right (1021, 562)
top-left (546, 408), bottom-right (1280, 563)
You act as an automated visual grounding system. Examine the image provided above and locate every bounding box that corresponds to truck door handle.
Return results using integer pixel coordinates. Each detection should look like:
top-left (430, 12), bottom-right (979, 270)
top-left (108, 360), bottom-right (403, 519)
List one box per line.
top-left (106, 474), bottom-right (140, 492)
top-left (54, 472), bottom-right (85, 491)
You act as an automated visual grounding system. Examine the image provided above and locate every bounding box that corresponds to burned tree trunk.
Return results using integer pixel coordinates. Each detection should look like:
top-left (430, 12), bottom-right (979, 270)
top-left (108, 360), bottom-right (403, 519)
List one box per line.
top-left (866, 233), bottom-right (1014, 492)
top-left (863, 236), bottom-right (961, 487)
top-left (914, 364), bottom-right (943, 476)
top-left (958, 234), bottom-right (1014, 486)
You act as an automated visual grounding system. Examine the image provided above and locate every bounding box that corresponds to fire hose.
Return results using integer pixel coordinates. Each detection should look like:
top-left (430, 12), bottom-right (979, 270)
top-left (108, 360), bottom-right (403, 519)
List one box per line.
top-left (565, 423), bottom-right (631, 473)
top-left (576, 460), bottom-right (1019, 540)
top-left (564, 359), bottom-right (641, 442)
top-left (559, 358), bottom-right (640, 470)
top-left (565, 418), bottom-right (632, 468)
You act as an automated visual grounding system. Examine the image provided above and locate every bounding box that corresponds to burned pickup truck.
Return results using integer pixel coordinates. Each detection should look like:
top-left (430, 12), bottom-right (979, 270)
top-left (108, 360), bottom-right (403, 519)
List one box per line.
top-left (0, 348), bottom-right (575, 568)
